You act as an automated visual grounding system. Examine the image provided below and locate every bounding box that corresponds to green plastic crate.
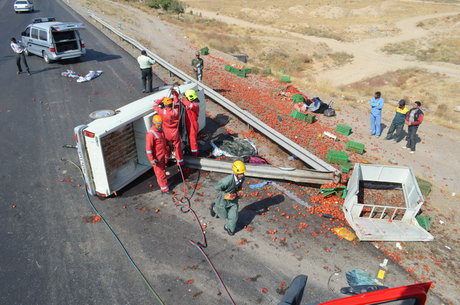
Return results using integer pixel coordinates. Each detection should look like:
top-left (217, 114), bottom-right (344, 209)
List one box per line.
top-left (236, 71), bottom-right (247, 78)
top-left (305, 113), bottom-right (315, 124)
top-left (416, 177), bottom-right (432, 197)
top-left (327, 150), bottom-right (349, 165)
top-left (224, 65), bottom-right (233, 72)
top-left (341, 162), bottom-right (352, 173)
top-left (280, 75), bottom-right (291, 83)
top-left (346, 140), bottom-right (365, 154)
top-left (290, 110), bottom-right (307, 121)
top-left (291, 94), bottom-right (305, 104)
top-left (200, 46), bottom-right (209, 55)
top-left (335, 124), bottom-right (352, 136)
top-left (416, 215), bottom-right (431, 231)
top-left (241, 68), bottom-right (252, 74)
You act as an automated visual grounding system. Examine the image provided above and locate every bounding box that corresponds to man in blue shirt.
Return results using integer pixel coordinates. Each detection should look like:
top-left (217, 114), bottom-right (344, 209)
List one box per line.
top-left (369, 91), bottom-right (384, 136)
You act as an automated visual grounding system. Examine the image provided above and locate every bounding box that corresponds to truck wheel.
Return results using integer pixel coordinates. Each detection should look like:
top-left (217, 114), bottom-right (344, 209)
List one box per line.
top-left (43, 52), bottom-right (51, 64)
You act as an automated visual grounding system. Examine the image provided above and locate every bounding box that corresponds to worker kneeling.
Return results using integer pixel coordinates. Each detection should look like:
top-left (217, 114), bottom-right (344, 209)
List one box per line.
top-left (145, 115), bottom-right (172, 195)
top-left (153, 96), bottom-right (184, 165)
top-left (181, 89), bottom-right (200, 157)
top-left (210, 160), bottom-right (246, 236)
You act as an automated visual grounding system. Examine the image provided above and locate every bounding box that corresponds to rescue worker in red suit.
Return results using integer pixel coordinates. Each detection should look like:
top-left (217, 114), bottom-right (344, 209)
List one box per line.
top-left (153, 96), bottom-right (184, 165)
top-left (145, 115), bottom-right (172, 194)
top-left (179, 89), bottom-right (200, 157)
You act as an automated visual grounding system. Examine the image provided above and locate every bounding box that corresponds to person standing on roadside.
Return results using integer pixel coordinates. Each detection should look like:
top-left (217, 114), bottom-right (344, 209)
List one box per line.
top-left (385, 99), bottom-right (409, 142)
top-left (137, 50), bottom-right (156, 93)
top-left (10, 37), bottom-right (31, 76)
top-left (369, 91), bottom-right (384, 137)
top-left (191, 51), bottom-right (204, 81)
top-left (145, 115), bottom-right (172, 195)
top-left (210, 160), bottom-right (246, 236)
top-left (403, 101), bottom-right (424, 154)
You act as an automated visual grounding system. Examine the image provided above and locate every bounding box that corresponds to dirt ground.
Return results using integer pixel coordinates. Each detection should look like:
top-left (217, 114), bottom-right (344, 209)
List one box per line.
top-left (62, 0), bottom-right (459, 303)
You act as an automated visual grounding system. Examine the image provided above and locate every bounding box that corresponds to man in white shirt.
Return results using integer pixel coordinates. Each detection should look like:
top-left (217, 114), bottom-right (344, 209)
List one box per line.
top-left (137, 50), bottom-right (156, 93)
top-left (10, 37), bottom-right (31, 75)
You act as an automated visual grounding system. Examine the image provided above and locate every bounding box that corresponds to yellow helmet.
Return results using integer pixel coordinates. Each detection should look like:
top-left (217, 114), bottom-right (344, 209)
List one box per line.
top-left (163, 97), bottom-right (173, 106)
top-left (152, 115), bottom-right (163, 125)
top-left (185, 90), bottom-right (198, 102)
top-left (232, 160), bottom-right (246, 174)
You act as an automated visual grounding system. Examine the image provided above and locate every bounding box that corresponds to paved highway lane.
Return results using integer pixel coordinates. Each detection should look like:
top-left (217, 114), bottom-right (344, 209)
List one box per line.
top-left (0, 0), bottom-right (166, 304)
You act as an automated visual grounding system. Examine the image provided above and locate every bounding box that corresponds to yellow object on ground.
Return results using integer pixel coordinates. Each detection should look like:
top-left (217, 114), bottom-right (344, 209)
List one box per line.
top-left (333, 227), bottom-right (357, 241)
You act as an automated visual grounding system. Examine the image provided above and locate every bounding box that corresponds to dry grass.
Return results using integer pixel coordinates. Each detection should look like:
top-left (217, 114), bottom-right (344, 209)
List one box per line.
top-left (181, 0), bottom-right (457, 41)
top-left (382, 35), bottom-right (460, 64)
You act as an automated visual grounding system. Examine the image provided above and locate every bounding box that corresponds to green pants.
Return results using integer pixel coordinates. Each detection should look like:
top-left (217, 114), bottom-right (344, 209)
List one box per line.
top-left (214, 201), bottom-right (239, 233)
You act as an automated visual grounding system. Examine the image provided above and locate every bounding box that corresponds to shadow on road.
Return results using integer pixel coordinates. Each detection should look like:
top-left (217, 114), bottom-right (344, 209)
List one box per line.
top-left (84, 49), bottom-right (122, 62)
top-left (237, 194), bottom-right (284, 233)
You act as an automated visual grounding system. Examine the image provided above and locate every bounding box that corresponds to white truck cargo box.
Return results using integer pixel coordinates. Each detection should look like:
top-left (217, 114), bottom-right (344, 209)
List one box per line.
top-left (74, 83), bottom-right (205, 197)
top-left (343, 163), bottom-right (433, 241)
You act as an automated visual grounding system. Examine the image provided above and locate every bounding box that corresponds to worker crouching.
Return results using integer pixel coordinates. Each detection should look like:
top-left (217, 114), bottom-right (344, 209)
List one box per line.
top-left (210, 160), bottom-right (246, 236)
top-left (145, 115), bottom-right (171, 195)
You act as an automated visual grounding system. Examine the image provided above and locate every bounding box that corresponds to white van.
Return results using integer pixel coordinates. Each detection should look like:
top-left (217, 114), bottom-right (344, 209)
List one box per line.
top-left (21, 17), bottom-right (86, 63)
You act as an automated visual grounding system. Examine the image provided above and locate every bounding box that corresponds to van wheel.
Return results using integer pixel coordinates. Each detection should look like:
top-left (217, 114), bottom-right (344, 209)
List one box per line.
top-left (43, 52), bottom-right (51, 64)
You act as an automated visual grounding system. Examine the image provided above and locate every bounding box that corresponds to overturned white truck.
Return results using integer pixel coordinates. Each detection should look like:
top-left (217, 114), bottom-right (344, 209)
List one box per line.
top-left (74, 83), bottom-right (205, 197)
top-left (74, 82), bottom-right (338, 197)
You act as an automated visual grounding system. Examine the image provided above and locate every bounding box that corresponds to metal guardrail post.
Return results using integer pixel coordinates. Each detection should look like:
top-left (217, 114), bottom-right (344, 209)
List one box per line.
top-left (89, 13), bottom-right (337, 173)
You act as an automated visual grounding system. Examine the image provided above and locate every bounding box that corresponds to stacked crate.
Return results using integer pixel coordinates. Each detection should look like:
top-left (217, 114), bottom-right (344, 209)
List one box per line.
top-left (346, 140), bottom-right (365, 154)
top-left (335, 124), bottom-right (352, 136)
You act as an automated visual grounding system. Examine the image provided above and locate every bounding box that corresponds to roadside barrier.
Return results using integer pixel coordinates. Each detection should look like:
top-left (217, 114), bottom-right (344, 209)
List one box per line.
top-left (88, 12), bottom-right (337, 173)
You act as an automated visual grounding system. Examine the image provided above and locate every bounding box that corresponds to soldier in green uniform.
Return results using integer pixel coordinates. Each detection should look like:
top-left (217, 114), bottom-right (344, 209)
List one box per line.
top-left (191, 51), bottom-right (204, 81)
top-left (210, 160), bottom-right (246, 236)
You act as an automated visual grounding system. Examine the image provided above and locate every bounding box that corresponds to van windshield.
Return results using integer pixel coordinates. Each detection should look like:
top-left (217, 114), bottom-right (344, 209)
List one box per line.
top-left (16, 1), bottom-right (28, 4)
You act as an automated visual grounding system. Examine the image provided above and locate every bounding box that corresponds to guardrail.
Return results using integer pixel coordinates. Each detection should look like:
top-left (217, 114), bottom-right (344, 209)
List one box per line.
top-left (89, 12), bottom-right (337, 173)
top-left (184, 157), bottom-right (339, 185)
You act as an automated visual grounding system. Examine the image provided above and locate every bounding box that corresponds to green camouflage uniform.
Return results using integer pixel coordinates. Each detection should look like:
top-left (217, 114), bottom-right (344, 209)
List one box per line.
top-left (213, 174), bottom-right (244, 233)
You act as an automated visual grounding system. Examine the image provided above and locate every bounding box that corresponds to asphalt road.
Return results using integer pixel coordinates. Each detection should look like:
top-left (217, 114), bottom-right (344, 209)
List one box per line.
top-left (0, 1), bottom-right (440, 305)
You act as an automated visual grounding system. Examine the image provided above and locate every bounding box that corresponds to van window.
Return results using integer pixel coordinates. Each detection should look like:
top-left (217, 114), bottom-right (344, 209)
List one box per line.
top-left (39, 30), bottom-right (47, 41)
top-left (24, 27), bottom-right (31, 37)
top-left (31, 28), bottom-right (39, 39)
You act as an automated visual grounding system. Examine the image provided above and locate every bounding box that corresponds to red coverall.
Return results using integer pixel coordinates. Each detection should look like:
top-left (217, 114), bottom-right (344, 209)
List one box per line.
top-left (153, 98), bottom-right (184, 165)
top-left (181, 98), bottom-right (200, 157)
top-left (145, 126), bottom-right (169, 192)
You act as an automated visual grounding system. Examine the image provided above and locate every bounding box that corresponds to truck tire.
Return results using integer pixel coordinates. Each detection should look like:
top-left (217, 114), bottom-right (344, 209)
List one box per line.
top-left (43, 52), bottom-right (51, 64)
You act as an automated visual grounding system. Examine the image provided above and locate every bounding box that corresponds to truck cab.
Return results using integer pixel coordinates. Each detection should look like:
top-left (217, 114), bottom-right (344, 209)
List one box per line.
top-left (21, 17), bottom-right (86, 63)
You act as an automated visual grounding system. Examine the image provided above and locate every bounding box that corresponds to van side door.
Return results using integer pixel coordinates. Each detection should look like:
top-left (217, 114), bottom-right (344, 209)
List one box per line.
top-left (29, 27), bottom-right (41, 55)
top-left (21, 26), bottom-right (32, 53)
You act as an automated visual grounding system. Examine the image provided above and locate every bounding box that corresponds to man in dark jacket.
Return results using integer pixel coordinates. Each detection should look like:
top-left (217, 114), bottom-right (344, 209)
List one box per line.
top-left (385, 99), bottom-right (409, 142)
top-left (403, 101), bottom-right (424, 154)
top-left (210, 160), bottom-right (246, 236)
